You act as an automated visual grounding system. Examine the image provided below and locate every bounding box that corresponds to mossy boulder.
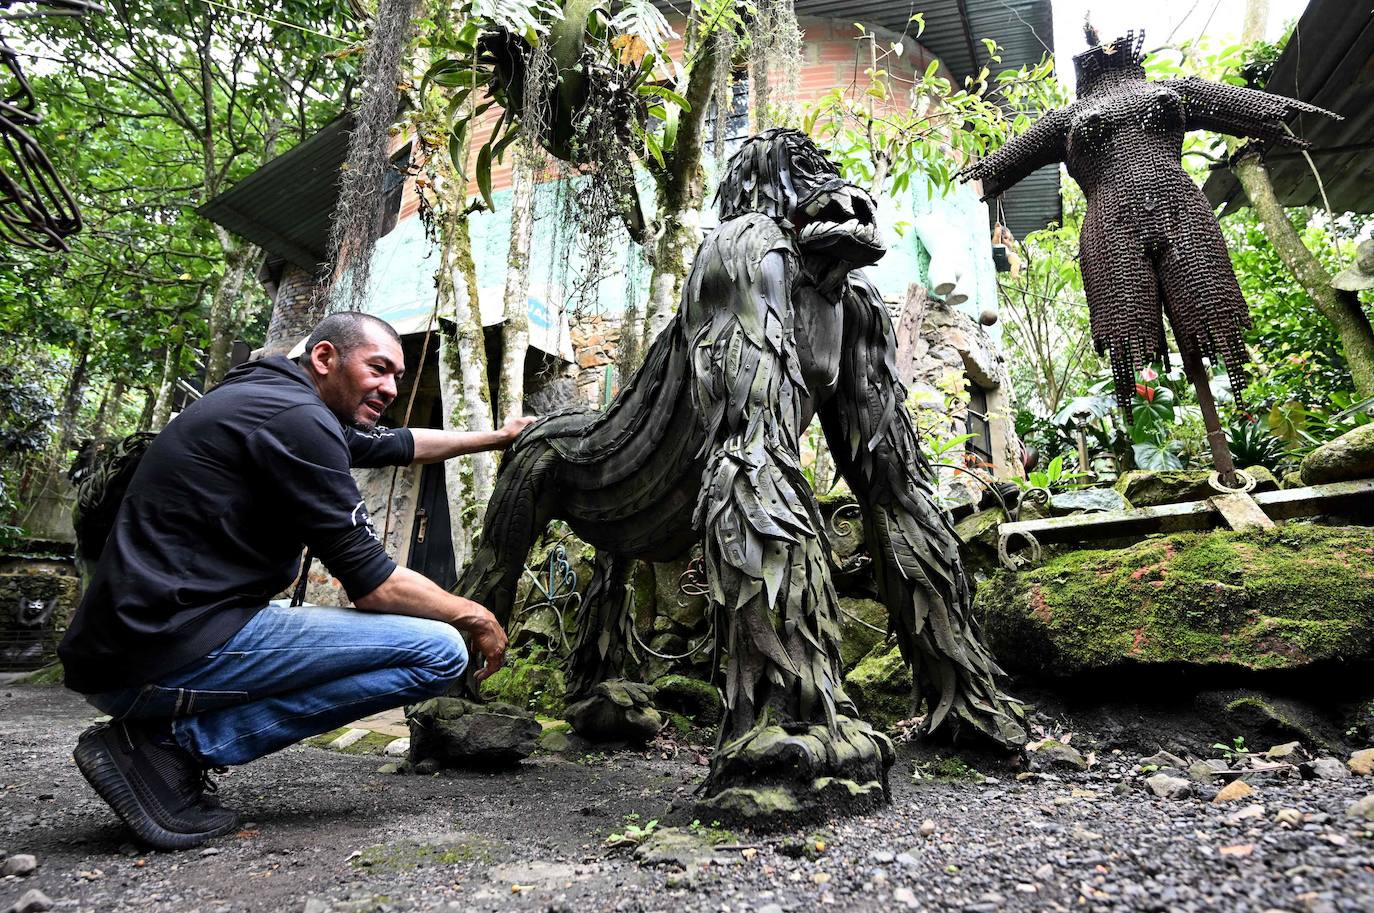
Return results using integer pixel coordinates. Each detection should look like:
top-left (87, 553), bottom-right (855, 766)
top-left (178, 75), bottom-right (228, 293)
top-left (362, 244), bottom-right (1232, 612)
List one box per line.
top-left (480, 646), bottom-right (566, 717)
top-left (1301, 423), bottom-right (1374, 486)
top-left (837, 597), bottom-right (888, 671)
top-left (1048, 487), bottom-right (1131, 515)
top-left (1114, 470), bottom-right (1214, 507)
top-left (977, 526), bottom-right (1374, 676)
top-left (407, 697), bottom-right (541, 766)
top-left (651, 674), bottom-right (722, 725)
top-left (843, 643), bottom-right (912, 729)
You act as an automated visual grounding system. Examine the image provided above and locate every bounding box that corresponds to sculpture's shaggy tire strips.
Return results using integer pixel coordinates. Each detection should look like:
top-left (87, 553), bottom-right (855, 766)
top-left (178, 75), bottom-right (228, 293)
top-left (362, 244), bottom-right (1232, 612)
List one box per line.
top-left (74, 722), bottom-right (239, 851)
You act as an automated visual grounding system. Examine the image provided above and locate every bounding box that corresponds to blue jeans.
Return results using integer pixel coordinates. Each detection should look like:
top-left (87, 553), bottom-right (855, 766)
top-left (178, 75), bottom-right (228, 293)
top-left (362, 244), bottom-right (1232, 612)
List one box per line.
top-left (86, 603), bottom-right (467, 766)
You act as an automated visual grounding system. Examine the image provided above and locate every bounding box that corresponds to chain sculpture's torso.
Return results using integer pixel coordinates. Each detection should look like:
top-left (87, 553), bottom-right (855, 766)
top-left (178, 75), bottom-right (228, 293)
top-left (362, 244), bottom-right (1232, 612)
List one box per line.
top-left (962, 33), bottom-right (1337, 415)
top-left (455, 130), bottom-right (1024, 827)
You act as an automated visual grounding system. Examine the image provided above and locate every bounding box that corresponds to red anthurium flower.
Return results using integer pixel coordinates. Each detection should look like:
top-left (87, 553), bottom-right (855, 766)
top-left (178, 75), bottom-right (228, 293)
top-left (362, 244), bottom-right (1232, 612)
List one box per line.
top-left (1135, 383), bottom-right (1156, 402)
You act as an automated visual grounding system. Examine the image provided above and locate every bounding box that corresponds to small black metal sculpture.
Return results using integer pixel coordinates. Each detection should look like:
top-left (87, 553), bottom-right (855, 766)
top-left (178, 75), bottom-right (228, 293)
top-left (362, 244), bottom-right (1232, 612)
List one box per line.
top-left (961, 31), bottom-right (1338, 485)
top-left (459, 129), bottom-right (1024, 825)
top-left (0, 0), bottom-right (98, 252)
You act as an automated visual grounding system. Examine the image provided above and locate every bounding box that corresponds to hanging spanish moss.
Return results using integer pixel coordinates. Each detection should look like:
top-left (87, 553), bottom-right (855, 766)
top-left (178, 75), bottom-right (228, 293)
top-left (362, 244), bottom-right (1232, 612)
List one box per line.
top-left (321, 0), bottom-right (420, 313)
top-left (710, 22), bottom-right (739, 175)
top-left (748, 0), bottom-right (802, 130)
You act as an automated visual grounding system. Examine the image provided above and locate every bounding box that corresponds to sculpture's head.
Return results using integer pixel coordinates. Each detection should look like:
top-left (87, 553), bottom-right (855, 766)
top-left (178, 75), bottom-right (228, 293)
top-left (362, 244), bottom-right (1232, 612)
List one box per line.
top-left (1073, 30), bottom-right (1146, 97)
top-left (716, 128), bottom-right (885, 268)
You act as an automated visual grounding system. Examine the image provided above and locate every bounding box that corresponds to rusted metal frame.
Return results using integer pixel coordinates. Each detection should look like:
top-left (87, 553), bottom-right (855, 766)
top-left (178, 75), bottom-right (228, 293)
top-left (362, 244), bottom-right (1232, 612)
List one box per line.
top-left (997, 477), bottom-right (1374, 569)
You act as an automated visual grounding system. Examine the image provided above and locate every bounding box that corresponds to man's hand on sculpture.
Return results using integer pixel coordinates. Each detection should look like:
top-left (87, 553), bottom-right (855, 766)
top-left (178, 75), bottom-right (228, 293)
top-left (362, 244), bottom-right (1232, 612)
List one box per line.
top-left (498, 415), bottom-right (537, 447)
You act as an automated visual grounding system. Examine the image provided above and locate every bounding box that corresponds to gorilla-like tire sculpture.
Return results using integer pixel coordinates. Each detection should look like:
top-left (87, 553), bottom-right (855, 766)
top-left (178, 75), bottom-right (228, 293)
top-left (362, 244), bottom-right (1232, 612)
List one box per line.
top-left (459, 129), bottom-right (1025, 825)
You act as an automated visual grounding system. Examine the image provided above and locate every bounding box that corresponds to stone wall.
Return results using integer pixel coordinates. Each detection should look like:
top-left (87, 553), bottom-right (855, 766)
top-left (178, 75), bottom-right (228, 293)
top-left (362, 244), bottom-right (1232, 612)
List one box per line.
top-left (892, 283), bottom-right (1023, 505)
top-left (569, 313), bottom-right (624, 408)
top-left (262, 261), bottom-right (324, 356)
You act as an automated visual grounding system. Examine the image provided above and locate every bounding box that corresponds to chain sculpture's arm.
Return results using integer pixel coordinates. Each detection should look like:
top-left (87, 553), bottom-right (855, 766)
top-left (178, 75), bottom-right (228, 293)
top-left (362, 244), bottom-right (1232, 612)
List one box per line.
top-left (819, 274), bottom-right (1026, 747)
top-left (958, 107), bottom-right (1070, 199)
top-left (687, 214), bottom-right (892, 816)
top-left (1161, 77), bottom-right (1339, 147)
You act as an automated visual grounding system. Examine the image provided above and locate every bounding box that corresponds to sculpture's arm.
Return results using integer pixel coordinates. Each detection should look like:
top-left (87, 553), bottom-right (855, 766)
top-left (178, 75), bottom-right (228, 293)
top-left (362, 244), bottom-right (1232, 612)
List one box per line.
top-left (958, 107), bottom-right (1069, 199)
top-left (1163, 76), bottom-right (1340, 147)
top-left (817, 273), bottom-right (1025, 748)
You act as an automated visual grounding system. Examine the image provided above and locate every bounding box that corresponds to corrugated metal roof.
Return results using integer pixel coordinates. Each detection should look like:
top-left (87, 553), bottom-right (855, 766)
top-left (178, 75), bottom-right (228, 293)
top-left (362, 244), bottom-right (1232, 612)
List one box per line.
top-left (1202, 0), bottom-right (1374, 216)
top-left (197, 115), bottom-right (354, 271)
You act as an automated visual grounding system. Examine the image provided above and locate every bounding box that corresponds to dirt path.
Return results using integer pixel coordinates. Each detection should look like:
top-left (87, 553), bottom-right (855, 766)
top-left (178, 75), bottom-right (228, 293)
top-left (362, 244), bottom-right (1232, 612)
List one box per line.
top-left (2, 684), bottom-right (1371, 913)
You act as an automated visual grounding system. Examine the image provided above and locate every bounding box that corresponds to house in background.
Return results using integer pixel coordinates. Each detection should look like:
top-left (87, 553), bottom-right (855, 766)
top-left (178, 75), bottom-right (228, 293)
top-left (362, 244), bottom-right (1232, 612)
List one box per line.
top-left (200, 0), bottom-right (1056, 592)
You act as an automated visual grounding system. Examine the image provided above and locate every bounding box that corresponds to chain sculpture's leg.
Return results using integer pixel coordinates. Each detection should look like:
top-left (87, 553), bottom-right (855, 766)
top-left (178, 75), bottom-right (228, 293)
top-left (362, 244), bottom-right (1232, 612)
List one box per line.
top-left (690, 233), bottom-right (893, 827)
top-left (563, 552), bottom-right (661, 742)
top-left (820, 276), bottom-right (1027, 749)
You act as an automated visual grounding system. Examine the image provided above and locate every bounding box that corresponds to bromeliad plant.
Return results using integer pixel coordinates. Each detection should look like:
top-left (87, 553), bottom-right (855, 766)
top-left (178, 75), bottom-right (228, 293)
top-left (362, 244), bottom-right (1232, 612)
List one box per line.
top-left (420, 0), bottom-right (693, 219)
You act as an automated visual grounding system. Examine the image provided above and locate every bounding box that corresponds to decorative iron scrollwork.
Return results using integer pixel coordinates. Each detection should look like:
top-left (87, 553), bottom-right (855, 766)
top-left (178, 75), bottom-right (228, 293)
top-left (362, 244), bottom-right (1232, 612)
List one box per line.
top-left (518, 542), bottom-right (580, 653)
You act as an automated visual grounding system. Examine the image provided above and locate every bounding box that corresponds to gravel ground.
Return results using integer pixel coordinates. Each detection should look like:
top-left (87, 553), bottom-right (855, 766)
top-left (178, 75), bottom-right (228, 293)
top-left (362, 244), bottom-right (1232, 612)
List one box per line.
top-left (2, 683), bottom-right (1372, 913)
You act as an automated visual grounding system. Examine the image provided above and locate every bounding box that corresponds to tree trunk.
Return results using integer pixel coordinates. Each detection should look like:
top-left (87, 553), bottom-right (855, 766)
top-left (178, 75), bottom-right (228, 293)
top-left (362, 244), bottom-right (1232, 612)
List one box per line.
top-left (151, 341), bottom-right (184, 431)
top-left (92, 377), bottom-right (126, 438)
top-left (497, 155), bottom-right (537, 421)
top-left (640, 27), bottom-right (721, 354)
top-left (204, 241), bottom-right (259, 389)
top-left (1234, 151), bottom-right (1374, 397)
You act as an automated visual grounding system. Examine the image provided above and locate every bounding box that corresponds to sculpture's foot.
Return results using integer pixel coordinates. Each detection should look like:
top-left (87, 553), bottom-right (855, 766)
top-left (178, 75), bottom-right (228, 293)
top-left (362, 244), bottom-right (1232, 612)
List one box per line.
top-left (695, 715), bottom-right (895, 830)
top-left (565, 680), bottom-right (663, 744)
top-left (407, 697), bottom-right (542, 768)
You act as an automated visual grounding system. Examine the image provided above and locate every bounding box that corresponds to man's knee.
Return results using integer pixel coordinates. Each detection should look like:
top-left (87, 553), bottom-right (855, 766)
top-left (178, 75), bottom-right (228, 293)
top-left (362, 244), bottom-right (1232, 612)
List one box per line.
top-left (414, 621), bottom-right (468, 689)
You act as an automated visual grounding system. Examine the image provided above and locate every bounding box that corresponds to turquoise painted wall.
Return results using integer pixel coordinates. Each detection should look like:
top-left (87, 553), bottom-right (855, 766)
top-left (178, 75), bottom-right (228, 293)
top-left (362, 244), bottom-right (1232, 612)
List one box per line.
top-left (360, 166), bottom-right (996, 327)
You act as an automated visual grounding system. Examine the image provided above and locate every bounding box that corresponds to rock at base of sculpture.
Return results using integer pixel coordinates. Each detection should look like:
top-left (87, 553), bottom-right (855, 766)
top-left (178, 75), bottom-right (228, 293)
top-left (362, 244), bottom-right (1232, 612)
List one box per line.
top-left (565, 680), bottom-right (662, 744)
top-left (407, 697), bottom-right (541, 767)
top-left (650, 675), bottom-right (723, 725)
top-left (694, 716), bottom-right (894, 830)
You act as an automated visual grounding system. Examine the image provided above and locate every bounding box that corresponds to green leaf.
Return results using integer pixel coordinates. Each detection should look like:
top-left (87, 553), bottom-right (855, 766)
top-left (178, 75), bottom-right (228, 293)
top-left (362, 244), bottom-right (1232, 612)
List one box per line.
top-left (476, 142), bottom-right (495, 212)
top-left (1132, 442), bottom-right (1184, 470)
top-left (639, 83), bottom-right (690, 111)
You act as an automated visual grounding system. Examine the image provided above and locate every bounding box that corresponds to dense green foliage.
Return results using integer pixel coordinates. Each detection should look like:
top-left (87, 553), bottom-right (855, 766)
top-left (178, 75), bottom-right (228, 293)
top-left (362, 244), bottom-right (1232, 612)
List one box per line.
top-left (0, 2), bottom-right (356, 529)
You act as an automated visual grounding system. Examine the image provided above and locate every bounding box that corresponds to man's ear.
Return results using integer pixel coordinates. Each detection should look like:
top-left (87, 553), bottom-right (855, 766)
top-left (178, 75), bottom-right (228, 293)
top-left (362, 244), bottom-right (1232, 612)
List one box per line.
top-left (309, 341), bottom-right (340, 377)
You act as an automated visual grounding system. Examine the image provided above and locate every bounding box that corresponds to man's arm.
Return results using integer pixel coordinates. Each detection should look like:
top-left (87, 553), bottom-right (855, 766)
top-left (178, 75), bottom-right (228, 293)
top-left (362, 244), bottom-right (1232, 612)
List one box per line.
top-left (354, 566), bottom-right (509, 682)
top-left (408, 416), bottom-right (537, 465)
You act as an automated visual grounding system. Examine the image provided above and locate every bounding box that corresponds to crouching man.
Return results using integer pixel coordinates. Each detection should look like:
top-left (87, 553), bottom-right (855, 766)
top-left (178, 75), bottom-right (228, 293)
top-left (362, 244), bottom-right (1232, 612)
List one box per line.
top-left (59, 312), bottom-right (530, 850)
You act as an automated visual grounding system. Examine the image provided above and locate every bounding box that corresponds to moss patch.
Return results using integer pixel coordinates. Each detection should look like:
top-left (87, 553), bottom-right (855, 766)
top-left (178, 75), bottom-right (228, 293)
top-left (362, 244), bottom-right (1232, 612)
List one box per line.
top-left (481, 645), bottom-right (566, 717)
top-left (306, 728), bottom-right (396, 755)
top-left (353, 834), bottom-right (499, 870)
top-left (18, 662), bottom-right (63, 684)
top-left (843, 643), bottom-right (912, 730)
top-left (977, 526), bottom-right (1374, 675)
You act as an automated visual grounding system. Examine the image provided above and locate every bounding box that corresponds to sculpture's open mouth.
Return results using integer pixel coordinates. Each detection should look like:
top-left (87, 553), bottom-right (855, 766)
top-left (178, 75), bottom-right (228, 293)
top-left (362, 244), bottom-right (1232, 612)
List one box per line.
top-left (790, 179), bottom-right (885, 266)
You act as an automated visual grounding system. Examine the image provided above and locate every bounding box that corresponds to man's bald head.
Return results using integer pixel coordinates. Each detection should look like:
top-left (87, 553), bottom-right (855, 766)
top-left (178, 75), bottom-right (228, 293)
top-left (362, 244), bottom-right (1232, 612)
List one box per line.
top-left (298, 312), bottom-right (401, 366)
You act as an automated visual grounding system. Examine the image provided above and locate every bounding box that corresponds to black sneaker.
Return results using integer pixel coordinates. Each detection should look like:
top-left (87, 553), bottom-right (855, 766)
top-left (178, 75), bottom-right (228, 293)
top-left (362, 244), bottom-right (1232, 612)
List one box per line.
top-left (74, 721), bottom-right (240, 851)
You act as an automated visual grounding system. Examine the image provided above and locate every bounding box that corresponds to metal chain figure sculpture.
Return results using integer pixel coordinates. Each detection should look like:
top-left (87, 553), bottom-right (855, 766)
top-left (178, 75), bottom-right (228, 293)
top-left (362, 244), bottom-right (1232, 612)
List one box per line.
top-left (961, 31), bottom-right (1338, 487)
top-left (458, 129), bottom-right (1025, 825)
top-left (0, 0), bottom-right (98, 252)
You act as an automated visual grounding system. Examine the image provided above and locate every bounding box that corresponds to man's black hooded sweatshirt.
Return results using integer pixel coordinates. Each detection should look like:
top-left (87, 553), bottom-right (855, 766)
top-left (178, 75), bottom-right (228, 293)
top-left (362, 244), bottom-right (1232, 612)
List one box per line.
top-left (59, 356), bottom-right (414, 694)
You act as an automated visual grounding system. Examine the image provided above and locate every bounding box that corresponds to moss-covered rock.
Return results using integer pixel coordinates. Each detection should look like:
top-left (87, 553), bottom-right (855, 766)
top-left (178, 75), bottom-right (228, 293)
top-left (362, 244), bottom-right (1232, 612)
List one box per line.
top-left (1114, 470), bottom-right (1215, 507)
top-left (651, 674), bottom-right (722, 725)
top-left (1301, 423), bottom-right (1374, 485)
top-left (837, 597), bottom-right (888, 672)
top-left (977, 526), bottom-right (1374, 676)
top-left (480, 646), bottom-right (566, 717)
top-left (843, 643), bottom-right (912, 729)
